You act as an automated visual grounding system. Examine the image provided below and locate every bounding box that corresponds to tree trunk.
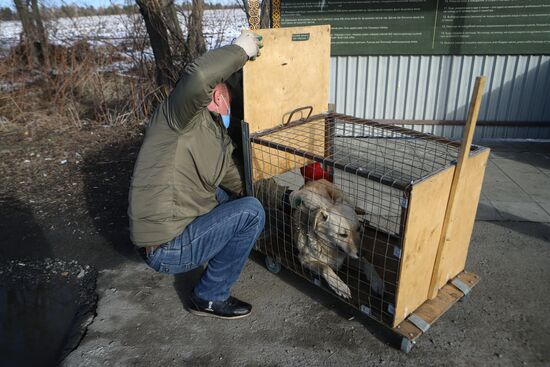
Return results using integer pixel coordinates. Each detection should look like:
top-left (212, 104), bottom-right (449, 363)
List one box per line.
top-left (163, 0), bottom-right (184, 43)
top-left (162, 0), bottom-right (188, 70)
top-left (30, 0), bottom-right (49, 68)
top-left (187, 0), bottom-right (205, 60)
top-left (260, 0), bottom-right (270, 29)
top-left (136, 0), bottom-right (174, 87)
top-left (240, 0), bottom-right (249, 20)
top-left (13, 0), bottom-right (49, 68)
top-left (13, 0), bottom-right (39, 66)
top-left (136, 0), bottom-right (207, 86)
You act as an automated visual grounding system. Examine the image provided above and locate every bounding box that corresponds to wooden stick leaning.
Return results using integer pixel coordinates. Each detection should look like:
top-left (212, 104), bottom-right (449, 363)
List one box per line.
top-left (428, 75), bottom-right (487, 299)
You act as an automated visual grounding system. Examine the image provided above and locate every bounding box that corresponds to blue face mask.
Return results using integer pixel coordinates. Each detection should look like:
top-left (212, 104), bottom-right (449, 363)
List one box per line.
top-left (220, 95), bottom-right (231, 129)
top-left (221, 109), bottom-right (231, 128)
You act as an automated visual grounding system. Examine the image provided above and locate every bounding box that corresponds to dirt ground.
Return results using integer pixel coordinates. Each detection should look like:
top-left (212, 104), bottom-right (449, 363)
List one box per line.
top-left (1, 123), bottom-right (549, 366)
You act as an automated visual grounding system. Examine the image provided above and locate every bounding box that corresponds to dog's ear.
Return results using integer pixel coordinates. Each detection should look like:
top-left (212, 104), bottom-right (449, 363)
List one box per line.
top-left (354, 206), bottom-right (366, 215)
top-left (326, 184), bottom-right (345, 204)
top-left (313, 208), bottom-right (329, 230)
top-left (316, 179), bottom-right (344, 204)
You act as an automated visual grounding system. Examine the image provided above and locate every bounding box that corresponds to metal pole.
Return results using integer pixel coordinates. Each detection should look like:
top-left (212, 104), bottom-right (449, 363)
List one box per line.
top-left (241, 120), bottom-right (254, 197)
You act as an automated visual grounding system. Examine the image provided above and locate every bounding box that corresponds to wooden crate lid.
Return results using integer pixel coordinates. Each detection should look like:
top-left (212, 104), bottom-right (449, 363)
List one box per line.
top-left (243, 25), bottom-right (331, 133)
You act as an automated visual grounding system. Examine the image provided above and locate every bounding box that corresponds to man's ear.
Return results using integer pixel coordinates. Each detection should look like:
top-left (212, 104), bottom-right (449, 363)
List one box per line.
top-left (211, 88), bottom-right (221, 106)
top-left (314, 209), bottom-right (329, 230)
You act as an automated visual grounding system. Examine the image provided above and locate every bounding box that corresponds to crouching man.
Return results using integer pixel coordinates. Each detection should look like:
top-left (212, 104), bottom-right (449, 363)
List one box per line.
top-left (128, 31), bottom-right (265, 319)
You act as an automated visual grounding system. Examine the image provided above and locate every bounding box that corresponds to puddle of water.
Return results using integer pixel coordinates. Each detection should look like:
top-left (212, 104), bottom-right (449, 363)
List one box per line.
top-left (0, 282), bottom-right (81, 367)
top-left (0, 260), bottom-right (97, 367)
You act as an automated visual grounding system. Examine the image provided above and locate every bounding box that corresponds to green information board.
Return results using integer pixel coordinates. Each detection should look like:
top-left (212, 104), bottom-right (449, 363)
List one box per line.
top-left (279, 0), bottom-right (550, 55)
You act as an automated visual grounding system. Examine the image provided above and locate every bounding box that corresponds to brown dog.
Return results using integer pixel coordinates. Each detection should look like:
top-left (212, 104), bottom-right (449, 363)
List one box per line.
top-left (290, 179), bottom-right (384, 299)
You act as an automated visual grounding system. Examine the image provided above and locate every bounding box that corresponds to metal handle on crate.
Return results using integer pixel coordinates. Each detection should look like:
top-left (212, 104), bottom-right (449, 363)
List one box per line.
top-left (284, 106), bottom-right (313, 125)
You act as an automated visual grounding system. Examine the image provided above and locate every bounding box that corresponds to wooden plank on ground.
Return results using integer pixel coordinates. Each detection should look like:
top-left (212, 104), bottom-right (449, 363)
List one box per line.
top-left (394, 271), bottom-right (480, 342)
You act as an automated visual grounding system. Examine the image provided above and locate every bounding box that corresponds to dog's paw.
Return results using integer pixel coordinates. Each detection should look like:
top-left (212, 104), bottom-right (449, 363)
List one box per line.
top-left (363, 263), bottom-right (385, 295)
top-left (369, 274), bottom-right (385, 295)
top-left (327, 276), bottom-right (352, 299)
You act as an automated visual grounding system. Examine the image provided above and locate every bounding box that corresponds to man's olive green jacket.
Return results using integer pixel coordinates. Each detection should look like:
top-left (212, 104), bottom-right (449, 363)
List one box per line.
top-left (128, 45), bottom-right (248, 247)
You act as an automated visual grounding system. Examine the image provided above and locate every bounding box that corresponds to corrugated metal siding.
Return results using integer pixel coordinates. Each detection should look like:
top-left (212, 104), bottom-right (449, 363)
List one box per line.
top-left (329, 55), bottom-right (550, 140)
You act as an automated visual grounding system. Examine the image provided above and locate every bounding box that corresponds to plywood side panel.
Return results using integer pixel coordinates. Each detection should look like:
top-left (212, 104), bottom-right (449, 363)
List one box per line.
top-left (430, 149), bottom-right (490, 294)
top-left (243, 25), bottom-right (330, 133)
top-left (393, 167), bottom-right (455, 326)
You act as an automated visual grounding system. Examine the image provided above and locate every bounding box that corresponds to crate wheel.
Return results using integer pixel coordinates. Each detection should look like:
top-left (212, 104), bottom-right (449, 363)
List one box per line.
top-left (265, 256), bottom-right (281, 274)
top-left (400, 338), bottom-right (415, 353)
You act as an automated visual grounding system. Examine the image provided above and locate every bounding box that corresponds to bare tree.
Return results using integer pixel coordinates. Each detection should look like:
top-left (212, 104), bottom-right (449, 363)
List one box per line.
top-left (136, 0), bottom-right (178, 88)
top-left (30, 0), bottom-right (49, 67)
top-left (164, 1), bottom-right (184, 41)
top-left (187, 0), bottom-right (206, 60)
top-left (136, 0), bottom-right (207, 88)
top-left (13, 0), bottom-right (50, 68)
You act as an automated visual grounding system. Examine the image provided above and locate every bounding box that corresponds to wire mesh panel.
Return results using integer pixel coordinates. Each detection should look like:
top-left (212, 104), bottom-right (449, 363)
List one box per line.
top-left (251, 113), bottom-right (461, 326)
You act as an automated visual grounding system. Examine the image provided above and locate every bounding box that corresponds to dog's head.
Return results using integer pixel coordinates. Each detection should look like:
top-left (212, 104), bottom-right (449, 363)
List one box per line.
top-left (313, 203), bottom-right (360, 259)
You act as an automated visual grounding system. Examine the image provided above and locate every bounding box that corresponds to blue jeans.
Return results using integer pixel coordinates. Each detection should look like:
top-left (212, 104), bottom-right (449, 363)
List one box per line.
top-left (145, 188), bottom-right (265, 301)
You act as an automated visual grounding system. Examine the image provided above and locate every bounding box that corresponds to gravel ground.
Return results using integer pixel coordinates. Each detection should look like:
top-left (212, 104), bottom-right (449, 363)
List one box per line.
top-left (1, 121), bottom-right (548, 366)
top-left (56, 220), bottom-right (549, 367)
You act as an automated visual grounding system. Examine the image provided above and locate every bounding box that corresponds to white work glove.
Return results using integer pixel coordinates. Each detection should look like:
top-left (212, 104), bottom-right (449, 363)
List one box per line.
top-left (233, 31), bottom-right (263, 60)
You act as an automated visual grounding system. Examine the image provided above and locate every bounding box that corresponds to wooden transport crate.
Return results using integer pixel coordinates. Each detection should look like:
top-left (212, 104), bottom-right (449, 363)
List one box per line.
top-left (240, 25), bottom-right (489, 352)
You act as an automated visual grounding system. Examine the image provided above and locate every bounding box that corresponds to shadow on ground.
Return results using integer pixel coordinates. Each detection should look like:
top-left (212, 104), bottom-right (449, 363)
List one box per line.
top-left (0, 195), bottom-right (52, 260)
top-left (479, 142), bottom-right (550, 240)
top-left (477, 203), bottom-right (550, 241)
top-left (247, 251), bottom-right (400, 346)
top-left (173, 267), bottom-right (207, 309)
top-left (171, 249), bottom-right (399, 348)
top-left (80, 134), bottom-right (143, 264)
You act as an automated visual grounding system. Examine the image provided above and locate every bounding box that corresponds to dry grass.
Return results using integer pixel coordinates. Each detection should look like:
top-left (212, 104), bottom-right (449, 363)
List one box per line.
top-left (0, 41), bottom-right (164, 139)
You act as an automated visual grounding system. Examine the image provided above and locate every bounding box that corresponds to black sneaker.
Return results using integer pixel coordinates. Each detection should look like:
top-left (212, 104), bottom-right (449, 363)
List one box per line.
top-left (189, 293), bottom-right (252, 320)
